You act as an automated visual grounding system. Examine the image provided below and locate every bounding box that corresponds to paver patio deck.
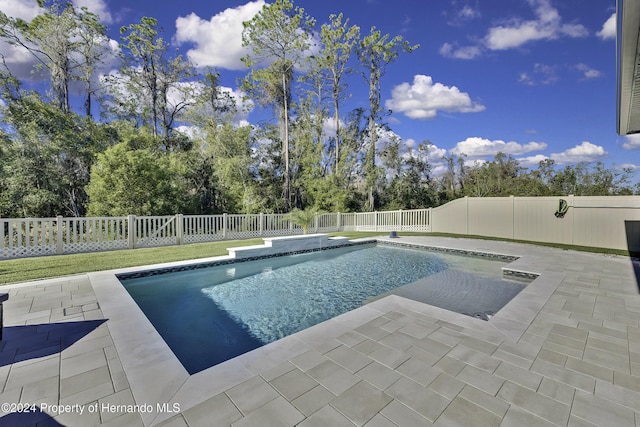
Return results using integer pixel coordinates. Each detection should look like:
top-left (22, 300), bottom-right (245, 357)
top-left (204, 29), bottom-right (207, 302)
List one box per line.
top-left (0, 236), bottom-right (639, 426)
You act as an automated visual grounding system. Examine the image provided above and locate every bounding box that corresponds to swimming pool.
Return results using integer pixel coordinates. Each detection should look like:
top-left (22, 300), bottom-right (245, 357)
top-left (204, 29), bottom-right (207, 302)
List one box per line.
top-left (120, 243), bottom-right (527, 373)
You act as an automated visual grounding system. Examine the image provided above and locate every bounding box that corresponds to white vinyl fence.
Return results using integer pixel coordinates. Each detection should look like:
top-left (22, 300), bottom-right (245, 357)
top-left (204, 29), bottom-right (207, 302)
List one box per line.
top-left (5, 195), bottom-right (640, 260)
top-left (0, 209), bottom-right (430, 259)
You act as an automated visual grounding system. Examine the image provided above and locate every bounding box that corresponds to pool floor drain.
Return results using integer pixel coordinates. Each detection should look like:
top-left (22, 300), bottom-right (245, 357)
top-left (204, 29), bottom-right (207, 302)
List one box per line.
top-left (464, 311), bottom-right (494, 321)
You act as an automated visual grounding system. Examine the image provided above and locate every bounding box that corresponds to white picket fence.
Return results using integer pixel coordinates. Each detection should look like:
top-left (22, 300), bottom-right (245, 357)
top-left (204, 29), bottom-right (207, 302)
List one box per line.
top-left (0, 209), bottom-right (431, 259)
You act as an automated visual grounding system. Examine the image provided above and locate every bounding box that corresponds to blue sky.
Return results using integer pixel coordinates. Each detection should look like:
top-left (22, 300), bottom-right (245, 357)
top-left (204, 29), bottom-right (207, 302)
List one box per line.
top-left (1, 0), bottom-right (627, 176)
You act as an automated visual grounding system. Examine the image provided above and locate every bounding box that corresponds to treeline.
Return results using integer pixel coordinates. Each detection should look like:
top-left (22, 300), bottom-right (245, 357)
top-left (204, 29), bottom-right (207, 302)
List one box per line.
top-left (0, 0), bottom-right (634, 219)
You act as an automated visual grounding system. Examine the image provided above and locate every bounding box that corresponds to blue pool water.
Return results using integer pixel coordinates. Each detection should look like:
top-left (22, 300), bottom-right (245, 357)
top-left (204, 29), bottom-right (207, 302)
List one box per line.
top-left (121, 244), bottom-right (526, 373)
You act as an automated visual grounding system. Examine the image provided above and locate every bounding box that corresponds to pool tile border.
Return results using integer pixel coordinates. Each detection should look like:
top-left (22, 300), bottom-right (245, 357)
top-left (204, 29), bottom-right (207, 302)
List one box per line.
top-left (115, 239), bottom-right (377, 280)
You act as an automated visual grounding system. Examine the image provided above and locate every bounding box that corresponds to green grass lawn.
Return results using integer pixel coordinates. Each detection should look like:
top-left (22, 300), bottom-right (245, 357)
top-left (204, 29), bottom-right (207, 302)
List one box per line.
top-left (0, 231), bottom-right (631, 285)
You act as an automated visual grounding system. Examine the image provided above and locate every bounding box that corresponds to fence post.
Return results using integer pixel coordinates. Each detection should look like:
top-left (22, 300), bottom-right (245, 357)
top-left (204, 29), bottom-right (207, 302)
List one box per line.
top-left (260, 213), bottom-right (264, 237)
top-left (56, 216), bottom-right (64, 255)
top-left (0, 219), bottom-right (4, 255)
top-left (314, 213), bottom-right (318, 233)
top-left (336, 212), bottom-right (341, 232)
top-left (128, 215), bottom-right (136, 249)
top-left (222, 213), bottom-right (227, 239)
top-left (176, 214), bottom-right (184, 245)
top-left (428, 207), bottom-right (432, 232)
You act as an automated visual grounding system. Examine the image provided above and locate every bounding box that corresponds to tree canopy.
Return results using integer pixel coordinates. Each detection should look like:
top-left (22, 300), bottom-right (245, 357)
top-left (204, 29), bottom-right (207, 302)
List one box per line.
top-left (0, 0), bottom-right (635, 219)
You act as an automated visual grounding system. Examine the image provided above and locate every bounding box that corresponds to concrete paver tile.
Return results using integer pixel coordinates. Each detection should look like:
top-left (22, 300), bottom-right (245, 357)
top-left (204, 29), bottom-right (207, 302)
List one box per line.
top-left (60, 347), bottom-right (107, 379)
top-left (530, 358), bottom-right (595, 393)
top-left (98, 388), bottom-right (136, 423)
top-left (355, 361), bottom-right (402, 391)
top-left (225, 376), bottom-right (279, 415)
top-left (95, 411), bottom-right (144, 427)
top-left (594, 379), bottom-right (640, 412)
top-left (368, 345), bottom-right (410, 370)
top-left (0, 388), bottom-right (23, 416)
top-left (60, 381), bottom-right (114, 406)
top-left (379, 399), bottom-right (432, 427)
top-left (291, 385), bottom-right (334, 416)
top-left (5, 356), bottom-right (59, 390)
top-left (297, 405), bottom-right (356, 427)
top-left (362, 414), bottom-right (396, 427)
top-left (571, 389), bottom-right (636, 427)
top-left (230, 396), bottom-right (304, 427)
top-left (325, 345), bottom-right (373, 373)
top-left (613, 370), bottom-right (640, 393)
top-left (497, 381), bottom-right (570, 426)
top-left (564, 356), bottom-right (613, 382)
top-left (583, 345), bottom-right (630, 373)
top-left (330, 381), bottom-right (392, 426)
top-left (306, 360), bottom-right (360, 396)
top-left (494, 360), bottom-right (543, 390)
top-left (458, 335), bottom-right (499, 355)
top-left (432, 394), bottom-right (501, 427)
top-left (269, 368), bottom-right (318, 401)
top-left (455, 365), bottom-right (505, 396)
top-left (386, 377), bottom-right (450, 422)
top-left (181, 392), bottom-right (242, 427)
top-left (411, 336), bottom-right (452, 359)
top-left (336, 331), bottom-right (368, 347)
top-left (433, 355), bottom-right (466, 376)
top-left (353, 339), bottom-right (386, 356)
top-left (60, 366), bottom-right (111, 398)
top-left (21, 375), bottom-right (59, 407)
top-left (500, 405), bottom-right (557, 427)
top-left (458, 385), bottom-right (509, 418)
top-left (536, 377), bottom-right (576, 406)
top-left (447, 344), bottom-right (500, 373)
top-left (290, 349), bottom-right (329, 372)
top-left (395, 357), bottom-right (440, 386)
top-left (427, 372), bottom-right (465, 400)
top-left (260, 361), bottom-right (296, 382)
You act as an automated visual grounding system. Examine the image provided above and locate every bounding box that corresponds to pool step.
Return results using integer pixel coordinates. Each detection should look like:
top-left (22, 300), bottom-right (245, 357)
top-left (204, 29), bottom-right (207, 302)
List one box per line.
top-left (228, 234), bottom-right (349, 259)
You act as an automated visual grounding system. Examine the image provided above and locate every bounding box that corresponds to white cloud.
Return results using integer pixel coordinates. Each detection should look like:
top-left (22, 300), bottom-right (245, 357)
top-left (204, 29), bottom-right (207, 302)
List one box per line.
top-left (517, 154), bottom-right (549, 167)
top-left (446, 3), bottom-right (481, 26)
top-left (450, 136), bottom-right (547, 158)
top-left (72, 0), bottom-right (113, 24)
top-left (0, 0), bottom-right (43, 20)
top-left (484, 0), bottom-right (588, 50)
top-left (439, 42), bottom-right (483, 60)
top-left (459, 5), bottom-right (481, 21)
top-left (550, 141), bottom-right (607, 164)
top-left (0, 0), bottom-right (44, 80)
top-left (596, 13), bottom-right (616, 40)
top-left (0, 0), bottom-right (117, 84)
top-left (576, 63), bottom-right (602, 80)
top-left (518, 63), bottom-right (558, 85)
top-left (404, 139), bottom-right (448, 161)
top-left (385, 75), bottom-right (485, 120)
top-left (623, 134), bottom-right (640, 150)
top-left (174, 1), bottom-right (265, 70)
top-left (619, 163), bottom-right (640, 171)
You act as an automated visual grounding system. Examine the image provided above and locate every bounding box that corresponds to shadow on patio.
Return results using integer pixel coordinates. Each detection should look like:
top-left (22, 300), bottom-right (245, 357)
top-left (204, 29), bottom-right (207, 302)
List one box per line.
top-left (0, 319), bottom-right (107, 367)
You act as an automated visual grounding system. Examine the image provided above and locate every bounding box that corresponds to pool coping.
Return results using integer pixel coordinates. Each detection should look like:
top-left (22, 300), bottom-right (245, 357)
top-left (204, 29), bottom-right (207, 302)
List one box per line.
top-left (87, 236), bottom-right (561, 426)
